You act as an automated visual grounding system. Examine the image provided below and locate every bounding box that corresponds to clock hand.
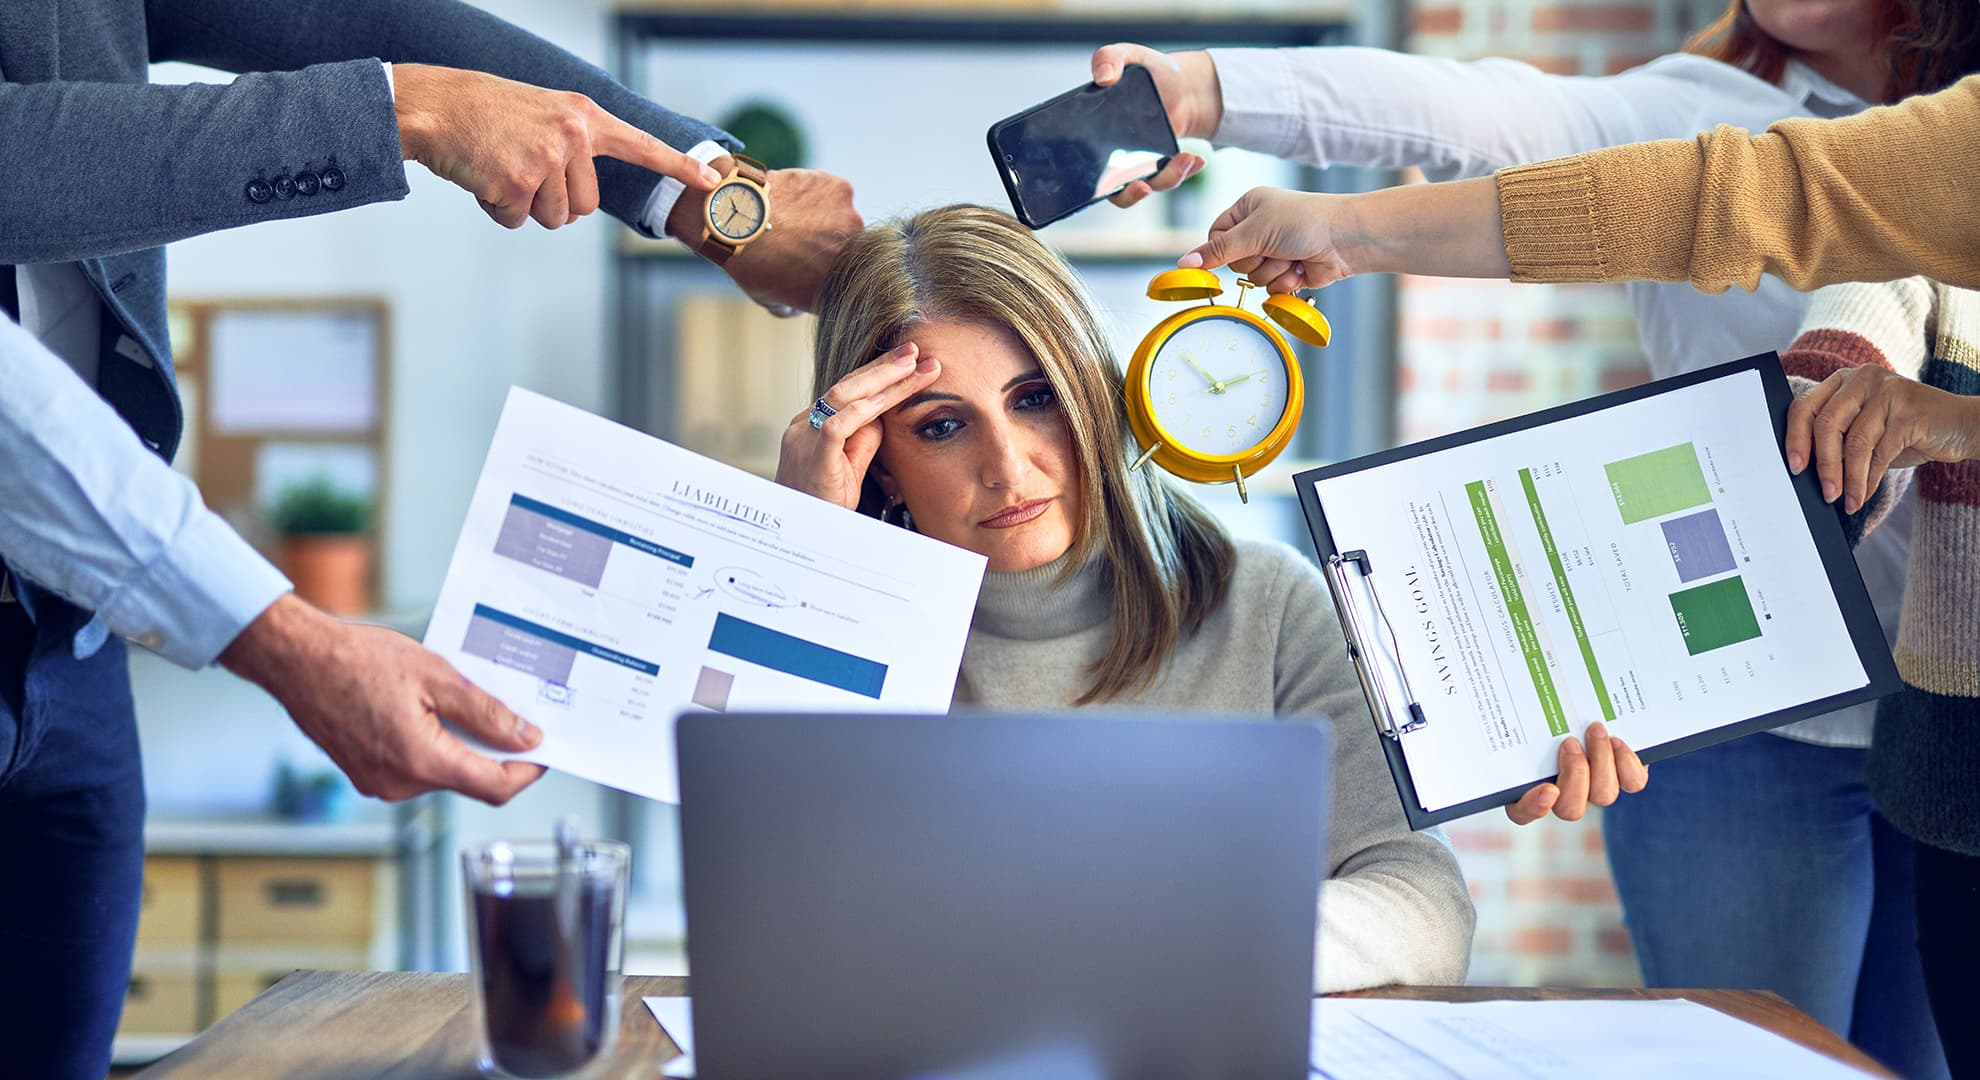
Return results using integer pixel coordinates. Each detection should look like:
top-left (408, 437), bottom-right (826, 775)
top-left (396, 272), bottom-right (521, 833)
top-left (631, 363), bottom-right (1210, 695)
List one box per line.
top-left (1181, 354), bottom-right (1220, 387)
top-left (1218, 370), bottom-right (1267, 389)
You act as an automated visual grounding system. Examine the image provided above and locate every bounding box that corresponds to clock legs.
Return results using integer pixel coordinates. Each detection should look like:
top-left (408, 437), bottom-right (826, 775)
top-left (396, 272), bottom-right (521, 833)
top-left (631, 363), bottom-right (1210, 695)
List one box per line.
top-left (1233, 466), bottom-right (1248, 504)
top-left (1129, 441), bottom-right (1164, 473)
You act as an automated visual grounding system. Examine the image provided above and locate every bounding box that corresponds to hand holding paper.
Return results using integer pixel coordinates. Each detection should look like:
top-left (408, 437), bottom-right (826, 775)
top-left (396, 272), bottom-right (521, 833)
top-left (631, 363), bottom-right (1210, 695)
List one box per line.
top-left (1299, 356), bottom-right (1897, 827)
top-left (1503, 721), bottom-right (1649, 825)
top-left (221, 594), bottom-right (546, 806)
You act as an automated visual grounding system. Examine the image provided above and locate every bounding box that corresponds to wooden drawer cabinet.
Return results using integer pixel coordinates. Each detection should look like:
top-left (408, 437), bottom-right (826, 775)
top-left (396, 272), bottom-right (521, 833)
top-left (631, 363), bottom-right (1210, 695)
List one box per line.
top-left (136, 857), bottom-right (201, 946)
top-left (216, 858), bottom-right (376, 945)
top-left (115, 840), bottom-right (399, 1055)
top-left (119, 961), bottom-right (200, 1036)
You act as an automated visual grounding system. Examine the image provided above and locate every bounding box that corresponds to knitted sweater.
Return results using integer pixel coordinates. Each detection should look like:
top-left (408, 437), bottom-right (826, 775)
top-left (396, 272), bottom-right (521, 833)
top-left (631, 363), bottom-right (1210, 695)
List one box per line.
top-left (952, 538), bottom-right (1476, 992)
top-left (1782, 280), bottom-right (1980, 856)
top-left (1495, 73), bottom-right (1980, 293)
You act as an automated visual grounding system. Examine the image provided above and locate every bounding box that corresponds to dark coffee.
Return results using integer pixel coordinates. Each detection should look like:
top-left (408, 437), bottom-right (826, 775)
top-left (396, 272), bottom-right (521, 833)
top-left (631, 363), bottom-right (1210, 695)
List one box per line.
top-left (473, 877), bottom-right (614, 1078)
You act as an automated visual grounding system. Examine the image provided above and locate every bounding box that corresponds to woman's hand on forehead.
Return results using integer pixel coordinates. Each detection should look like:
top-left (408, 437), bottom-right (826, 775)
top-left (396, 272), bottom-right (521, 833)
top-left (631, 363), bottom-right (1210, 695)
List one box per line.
top-left (774, 342), bottom-right (942, 510)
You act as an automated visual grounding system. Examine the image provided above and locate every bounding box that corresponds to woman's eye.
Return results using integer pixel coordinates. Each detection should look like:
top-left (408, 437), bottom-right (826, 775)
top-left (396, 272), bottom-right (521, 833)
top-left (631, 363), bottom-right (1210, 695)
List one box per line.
top-left (1015, 385), bottom-right (1056, 411)
top-left (917, 417), bottom-right (963, 441)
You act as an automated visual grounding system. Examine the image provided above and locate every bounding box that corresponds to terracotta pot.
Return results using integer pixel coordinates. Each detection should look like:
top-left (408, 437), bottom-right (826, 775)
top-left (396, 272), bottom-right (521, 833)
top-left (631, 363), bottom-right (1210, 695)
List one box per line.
top-left (279, 535), bottom-right (375, 615)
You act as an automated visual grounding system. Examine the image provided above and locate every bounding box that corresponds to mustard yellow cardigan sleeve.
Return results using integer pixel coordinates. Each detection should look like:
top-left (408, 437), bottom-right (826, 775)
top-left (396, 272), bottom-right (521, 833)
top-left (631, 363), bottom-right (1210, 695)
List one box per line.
top-left (1495, 73), bottom-right (1980, 293)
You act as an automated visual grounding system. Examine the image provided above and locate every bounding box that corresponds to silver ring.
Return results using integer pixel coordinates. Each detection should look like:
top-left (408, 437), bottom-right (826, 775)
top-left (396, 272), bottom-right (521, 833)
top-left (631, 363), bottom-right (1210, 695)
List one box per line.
top-left (807, 398), bottom-right (838, 430)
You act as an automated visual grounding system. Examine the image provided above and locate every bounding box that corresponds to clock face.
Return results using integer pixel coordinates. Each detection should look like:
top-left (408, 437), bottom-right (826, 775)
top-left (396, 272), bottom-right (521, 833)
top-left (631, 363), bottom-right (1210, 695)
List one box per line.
top-left (709, 182), bottom-right (767, 240)
top-left (1144, 315), bottom-right (1292, 459)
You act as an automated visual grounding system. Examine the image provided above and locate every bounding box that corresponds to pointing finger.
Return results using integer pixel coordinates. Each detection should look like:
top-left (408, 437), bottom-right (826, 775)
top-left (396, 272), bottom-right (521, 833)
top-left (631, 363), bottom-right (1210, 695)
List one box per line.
top-left (590, 108), bottom-right (721, 189)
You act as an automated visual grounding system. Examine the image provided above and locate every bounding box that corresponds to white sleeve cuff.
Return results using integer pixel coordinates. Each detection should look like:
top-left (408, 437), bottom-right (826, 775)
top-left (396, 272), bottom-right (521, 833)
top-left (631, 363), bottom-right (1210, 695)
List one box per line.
top-left (381, 61), bottom-right (395, 101)
top-left (639, 140), bottom-right (730, 240)
top-left (95, 509), bottom-right (293, 669)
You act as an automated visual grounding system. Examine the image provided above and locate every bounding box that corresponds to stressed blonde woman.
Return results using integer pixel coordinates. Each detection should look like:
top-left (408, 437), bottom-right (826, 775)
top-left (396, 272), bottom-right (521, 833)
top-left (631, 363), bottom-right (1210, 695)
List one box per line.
top-left (774, 205), bottom-right (1643, 989)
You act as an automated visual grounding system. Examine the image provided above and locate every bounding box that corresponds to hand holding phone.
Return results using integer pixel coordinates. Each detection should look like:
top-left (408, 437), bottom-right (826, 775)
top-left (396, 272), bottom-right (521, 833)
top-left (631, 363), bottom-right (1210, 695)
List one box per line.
top-left (987, 64), bottom-right (1180, 229)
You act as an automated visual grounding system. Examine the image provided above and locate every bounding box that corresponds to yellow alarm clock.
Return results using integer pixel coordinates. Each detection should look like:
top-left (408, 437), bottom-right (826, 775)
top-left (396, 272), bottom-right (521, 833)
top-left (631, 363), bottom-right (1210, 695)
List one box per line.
top-left (1123, 269), bottom-right (1332, 503)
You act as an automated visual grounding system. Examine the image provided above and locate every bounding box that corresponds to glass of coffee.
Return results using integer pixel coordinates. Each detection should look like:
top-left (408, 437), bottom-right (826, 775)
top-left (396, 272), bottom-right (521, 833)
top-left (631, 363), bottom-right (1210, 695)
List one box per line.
top-left (463, 831), bottom-right (630, 1079)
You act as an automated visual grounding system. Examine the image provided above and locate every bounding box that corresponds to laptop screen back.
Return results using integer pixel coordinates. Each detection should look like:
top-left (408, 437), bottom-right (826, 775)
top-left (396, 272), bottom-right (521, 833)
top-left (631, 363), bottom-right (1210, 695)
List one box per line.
top-left (677, 711), bottom-right (1331, 1079)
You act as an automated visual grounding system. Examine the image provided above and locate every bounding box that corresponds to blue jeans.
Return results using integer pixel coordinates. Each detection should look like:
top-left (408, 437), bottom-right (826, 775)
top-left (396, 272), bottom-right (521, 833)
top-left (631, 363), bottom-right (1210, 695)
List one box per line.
top-left (0, 598), bottom-right (146, 1080)
top-left (1604, 733), bottom-right (1947, 1080)
top-left (1916, 841), bottom-right (1980, 1080)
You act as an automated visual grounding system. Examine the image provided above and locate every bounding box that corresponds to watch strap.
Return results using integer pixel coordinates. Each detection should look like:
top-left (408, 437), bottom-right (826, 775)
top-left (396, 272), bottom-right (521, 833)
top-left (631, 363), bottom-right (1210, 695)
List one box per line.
top-left (730, 154), bottom-right (769, 186)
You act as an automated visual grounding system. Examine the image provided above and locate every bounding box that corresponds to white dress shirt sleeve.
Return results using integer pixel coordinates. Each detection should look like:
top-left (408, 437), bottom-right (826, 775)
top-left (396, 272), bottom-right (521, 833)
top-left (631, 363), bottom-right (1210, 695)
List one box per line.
top-left (1206, 47), bottom-right (1718, 180)
top-left (0, 317), bottom-right (291, 668)
top-left (639, 139), bottom-right (730, 242)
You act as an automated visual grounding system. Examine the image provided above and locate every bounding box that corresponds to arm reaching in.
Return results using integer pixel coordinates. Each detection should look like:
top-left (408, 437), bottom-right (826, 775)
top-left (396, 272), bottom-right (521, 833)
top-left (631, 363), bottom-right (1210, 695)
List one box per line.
top-left (1182, 74), bottom-right (1980, 296)
top-left (392, 64), bottom-right (720, 230)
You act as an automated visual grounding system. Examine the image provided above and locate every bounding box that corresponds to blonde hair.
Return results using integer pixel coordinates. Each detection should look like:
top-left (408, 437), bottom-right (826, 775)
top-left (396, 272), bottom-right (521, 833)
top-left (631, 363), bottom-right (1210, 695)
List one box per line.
top-left (812, 205), bottom-right (1235, 703)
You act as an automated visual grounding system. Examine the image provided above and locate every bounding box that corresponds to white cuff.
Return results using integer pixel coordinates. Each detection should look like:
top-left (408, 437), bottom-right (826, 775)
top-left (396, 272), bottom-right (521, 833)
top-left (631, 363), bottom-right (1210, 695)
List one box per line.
top-left (639, 140), bottom-right (730, 241)
top-left (381, 61), bottom-right (395, 101)
top-left (95, 509), bottom-right (294, 669)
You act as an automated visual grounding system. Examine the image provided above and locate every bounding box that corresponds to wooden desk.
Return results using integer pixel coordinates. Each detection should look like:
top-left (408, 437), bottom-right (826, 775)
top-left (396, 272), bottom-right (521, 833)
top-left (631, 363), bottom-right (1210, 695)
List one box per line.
top-left (134, 972), bottom-right (1894, 1078)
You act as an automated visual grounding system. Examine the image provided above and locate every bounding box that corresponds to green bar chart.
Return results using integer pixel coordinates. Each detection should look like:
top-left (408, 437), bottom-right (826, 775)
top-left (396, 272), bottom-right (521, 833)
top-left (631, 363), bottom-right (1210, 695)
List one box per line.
top-left (1669, 577), bottom-right (1763, 656)
top-left (1606, 443), bottom-right (1712, 525)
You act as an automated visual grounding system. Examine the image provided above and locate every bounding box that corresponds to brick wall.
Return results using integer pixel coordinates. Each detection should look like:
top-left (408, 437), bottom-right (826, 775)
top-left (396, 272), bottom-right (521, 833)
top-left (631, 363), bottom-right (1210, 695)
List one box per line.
top-left (1398, 0), bottom-right (1716, 985)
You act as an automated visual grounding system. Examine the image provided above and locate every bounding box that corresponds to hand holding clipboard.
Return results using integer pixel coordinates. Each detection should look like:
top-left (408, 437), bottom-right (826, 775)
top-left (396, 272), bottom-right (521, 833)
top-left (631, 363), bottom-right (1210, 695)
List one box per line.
top-left (1297, 354), bottom-right (1899, 829)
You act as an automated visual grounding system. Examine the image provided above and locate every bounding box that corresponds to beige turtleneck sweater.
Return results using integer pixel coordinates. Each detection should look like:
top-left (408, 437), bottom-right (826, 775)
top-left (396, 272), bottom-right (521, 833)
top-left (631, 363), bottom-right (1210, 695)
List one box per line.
top-left (953, 537), bottom-right (1476, 992)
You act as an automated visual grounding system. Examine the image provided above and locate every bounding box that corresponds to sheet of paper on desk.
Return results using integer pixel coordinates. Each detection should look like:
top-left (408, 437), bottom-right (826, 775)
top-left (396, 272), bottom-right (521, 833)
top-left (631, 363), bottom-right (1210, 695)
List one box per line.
top-left (425, 388), bottom-right (986, 802)
top-left (1312, 999), bottom-right (1871, 1079)
top-left (645, 997), bottom-right (695, 1078)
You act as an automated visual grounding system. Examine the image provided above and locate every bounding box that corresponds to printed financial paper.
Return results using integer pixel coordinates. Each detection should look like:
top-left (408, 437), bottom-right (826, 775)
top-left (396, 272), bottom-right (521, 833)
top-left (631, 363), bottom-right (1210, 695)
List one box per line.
top-left (425, 388), bottom-right (986, 802)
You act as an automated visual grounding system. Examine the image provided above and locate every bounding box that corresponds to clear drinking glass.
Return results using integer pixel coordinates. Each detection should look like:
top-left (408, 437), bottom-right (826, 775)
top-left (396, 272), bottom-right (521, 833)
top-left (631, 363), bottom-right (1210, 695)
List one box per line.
top-left (462, 835), bottom-right (630, 1079)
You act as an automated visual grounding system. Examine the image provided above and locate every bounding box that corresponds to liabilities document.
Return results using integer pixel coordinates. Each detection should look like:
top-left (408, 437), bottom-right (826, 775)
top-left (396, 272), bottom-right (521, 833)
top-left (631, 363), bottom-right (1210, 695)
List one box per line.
top-left (1306, 365), bottom-right (1872, 813)
top-left (425, 388), bottom-right (986, 802)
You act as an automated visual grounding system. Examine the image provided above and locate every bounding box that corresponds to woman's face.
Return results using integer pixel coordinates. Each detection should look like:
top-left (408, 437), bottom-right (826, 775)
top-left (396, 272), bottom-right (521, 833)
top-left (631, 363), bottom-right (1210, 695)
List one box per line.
top-left (1744, 0), bottom-right (1883, 58)
top-left (871, 318), bottom-right (1083, 573)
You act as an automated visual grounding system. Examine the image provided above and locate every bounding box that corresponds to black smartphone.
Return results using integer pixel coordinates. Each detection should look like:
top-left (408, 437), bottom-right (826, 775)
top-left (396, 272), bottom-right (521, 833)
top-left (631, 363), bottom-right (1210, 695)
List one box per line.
top-left (987, 64), bottom-right (1178, 230)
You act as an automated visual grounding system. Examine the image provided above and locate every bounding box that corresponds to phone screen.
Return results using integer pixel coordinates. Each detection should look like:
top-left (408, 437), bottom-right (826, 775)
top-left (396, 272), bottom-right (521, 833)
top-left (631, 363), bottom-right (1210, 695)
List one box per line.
top-left (989, 65), bottom-right (1177, 229)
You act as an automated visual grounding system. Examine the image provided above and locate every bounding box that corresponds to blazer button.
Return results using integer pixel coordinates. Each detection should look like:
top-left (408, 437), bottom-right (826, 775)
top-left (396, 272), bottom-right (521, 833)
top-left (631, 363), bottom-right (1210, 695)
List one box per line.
top-left (272, 175), bottom-right (297, 200)
top-left (295, 171), bottom-right (321, 197)
top-left (320, 167), bottom-right (346, 192)
top-left (245, 179), bottom-right (274, 204)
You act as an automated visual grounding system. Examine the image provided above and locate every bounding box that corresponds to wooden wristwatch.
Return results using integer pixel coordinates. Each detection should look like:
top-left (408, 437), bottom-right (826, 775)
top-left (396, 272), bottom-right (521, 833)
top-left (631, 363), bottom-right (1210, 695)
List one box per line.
top-left (696, 154), bottom-right (771, 264)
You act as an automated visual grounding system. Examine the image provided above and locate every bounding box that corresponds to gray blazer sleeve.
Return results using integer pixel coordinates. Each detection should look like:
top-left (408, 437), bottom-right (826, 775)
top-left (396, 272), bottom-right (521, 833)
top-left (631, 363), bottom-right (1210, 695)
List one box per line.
top-left (146, 0), bottom-right (736, 235)
top-left (0, 60), bottom-right (409, 263)
top-left (0, 0), bottom-right (733, 263)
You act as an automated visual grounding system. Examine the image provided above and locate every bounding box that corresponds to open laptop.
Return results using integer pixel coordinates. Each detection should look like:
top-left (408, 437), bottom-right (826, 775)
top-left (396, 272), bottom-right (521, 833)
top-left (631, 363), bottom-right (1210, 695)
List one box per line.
top-left (675, 710), bottom-right (1331, 1079)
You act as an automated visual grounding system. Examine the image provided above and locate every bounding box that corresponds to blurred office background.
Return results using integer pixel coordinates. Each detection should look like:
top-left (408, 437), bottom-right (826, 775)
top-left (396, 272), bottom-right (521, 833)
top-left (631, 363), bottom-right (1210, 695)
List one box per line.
top-left (119, 0), bottom-right (1718, 1060)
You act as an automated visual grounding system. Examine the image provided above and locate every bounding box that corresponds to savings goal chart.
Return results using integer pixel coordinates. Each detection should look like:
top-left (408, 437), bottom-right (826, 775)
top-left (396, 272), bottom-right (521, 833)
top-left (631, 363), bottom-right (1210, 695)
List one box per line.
top-left (1306, 366), bottom-right (1873, 815)
top-left (425, 388), bottom-right (985, 802)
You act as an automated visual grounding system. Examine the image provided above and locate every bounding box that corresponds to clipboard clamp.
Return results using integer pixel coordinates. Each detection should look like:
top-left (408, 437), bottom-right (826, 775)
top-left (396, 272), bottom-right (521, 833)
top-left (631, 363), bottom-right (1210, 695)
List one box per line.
top-left (1324, 549), bottom-right (1429, 739)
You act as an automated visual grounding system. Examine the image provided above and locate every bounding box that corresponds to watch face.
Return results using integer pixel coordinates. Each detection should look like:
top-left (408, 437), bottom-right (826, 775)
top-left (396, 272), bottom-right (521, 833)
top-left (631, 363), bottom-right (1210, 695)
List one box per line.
top-left (1145, 315), bottom-right (1291, 458)
top-left (709, 181), bottom-right (767, 241)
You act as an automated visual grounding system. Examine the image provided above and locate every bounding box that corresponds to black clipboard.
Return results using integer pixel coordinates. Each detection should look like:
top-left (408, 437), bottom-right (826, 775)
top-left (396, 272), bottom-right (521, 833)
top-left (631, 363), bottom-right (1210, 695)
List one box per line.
top-left (1294, 352), bottom-right (1902, 830)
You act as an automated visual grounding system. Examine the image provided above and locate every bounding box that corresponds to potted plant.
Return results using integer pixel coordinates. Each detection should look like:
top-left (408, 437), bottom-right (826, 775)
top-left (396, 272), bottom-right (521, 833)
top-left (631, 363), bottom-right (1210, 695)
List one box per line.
top-left (271, 760), bottom-right (351, 822)
top-left (269, 474), bottom-right (375, 615)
